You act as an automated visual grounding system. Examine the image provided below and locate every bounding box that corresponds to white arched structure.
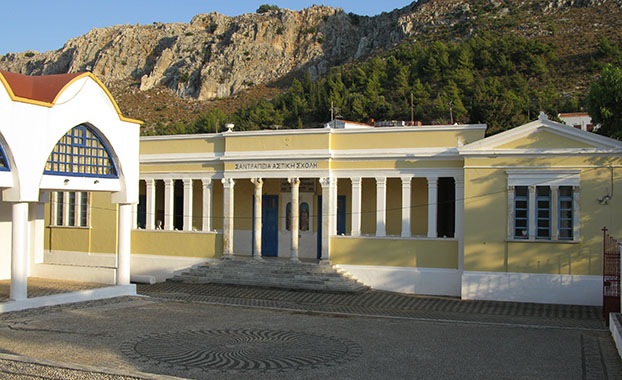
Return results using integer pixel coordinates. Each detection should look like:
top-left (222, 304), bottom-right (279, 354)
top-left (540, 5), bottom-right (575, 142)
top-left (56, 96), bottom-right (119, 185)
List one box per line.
top-left (0, 71), bottom-right (141, 309)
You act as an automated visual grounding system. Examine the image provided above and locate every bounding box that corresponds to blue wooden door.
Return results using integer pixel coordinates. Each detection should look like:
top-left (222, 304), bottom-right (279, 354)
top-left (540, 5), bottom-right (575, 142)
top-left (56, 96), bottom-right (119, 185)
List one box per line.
top-left (262, 195), bottom-right (279, 257)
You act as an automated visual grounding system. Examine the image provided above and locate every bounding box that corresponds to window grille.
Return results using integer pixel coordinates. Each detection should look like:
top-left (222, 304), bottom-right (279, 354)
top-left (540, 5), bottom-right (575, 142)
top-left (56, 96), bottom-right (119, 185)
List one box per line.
top-left (514, 186), bottom-right (528, 239)
top-left (0, 144), bottom-right (8, 171)
top-left (44, 125), bottom-right (117, 178)
top-left (558, 186), bottom-right (573, 240)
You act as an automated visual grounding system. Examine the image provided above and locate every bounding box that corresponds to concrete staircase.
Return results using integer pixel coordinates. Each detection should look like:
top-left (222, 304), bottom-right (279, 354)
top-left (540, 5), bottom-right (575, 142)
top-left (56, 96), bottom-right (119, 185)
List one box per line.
top-left (169, 257), bottom-right (369, 292)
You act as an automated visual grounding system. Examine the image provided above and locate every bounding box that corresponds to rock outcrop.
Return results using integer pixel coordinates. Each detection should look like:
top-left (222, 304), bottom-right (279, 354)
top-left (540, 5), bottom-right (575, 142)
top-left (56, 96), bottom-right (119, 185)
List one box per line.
top-left (1, 0), bottom-right (619, 102)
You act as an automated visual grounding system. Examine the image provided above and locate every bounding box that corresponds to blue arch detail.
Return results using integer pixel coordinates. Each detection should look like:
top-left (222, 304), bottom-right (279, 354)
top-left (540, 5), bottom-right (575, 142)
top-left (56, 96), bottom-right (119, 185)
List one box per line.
top-left (44, 124), bottom-right (118, 178)
top-left (0, 143), bottom-right (8, 171)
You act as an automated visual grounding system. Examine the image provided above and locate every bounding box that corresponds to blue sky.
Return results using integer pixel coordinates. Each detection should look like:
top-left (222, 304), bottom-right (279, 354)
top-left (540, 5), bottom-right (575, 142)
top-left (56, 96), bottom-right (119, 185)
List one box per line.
top-left (0, 1), bottom-right (413, 55)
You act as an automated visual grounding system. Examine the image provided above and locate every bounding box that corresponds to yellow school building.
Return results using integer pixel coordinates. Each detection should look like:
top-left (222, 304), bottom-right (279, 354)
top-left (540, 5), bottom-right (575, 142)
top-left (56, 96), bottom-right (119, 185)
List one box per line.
top-left (44, 114), bottom-right (622, 306)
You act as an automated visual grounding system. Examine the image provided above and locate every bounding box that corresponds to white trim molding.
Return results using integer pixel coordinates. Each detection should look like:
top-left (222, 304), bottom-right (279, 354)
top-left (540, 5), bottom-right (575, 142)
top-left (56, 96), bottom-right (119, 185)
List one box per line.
top-left (336, 264), bottom-right (461, 296)
top-left (461, 271), bottom-right (602, 306)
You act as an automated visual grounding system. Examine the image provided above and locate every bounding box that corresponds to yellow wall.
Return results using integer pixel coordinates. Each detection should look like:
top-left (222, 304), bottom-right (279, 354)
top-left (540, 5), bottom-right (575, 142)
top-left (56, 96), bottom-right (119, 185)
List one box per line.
top-left (132, 230), bottom-right (222, 258)
top-left (464, 156), bottom-right (622, 275)
top-left (330, 237), bottom-right (458, 268)
top-left (496, 130), bottom-right (594, 149)
top-left (331, 129), bottom-right (484, 150)
top-left (226, 133), bottom-right (330, 152)
top-left (140, 136), bottom-right (224, 155)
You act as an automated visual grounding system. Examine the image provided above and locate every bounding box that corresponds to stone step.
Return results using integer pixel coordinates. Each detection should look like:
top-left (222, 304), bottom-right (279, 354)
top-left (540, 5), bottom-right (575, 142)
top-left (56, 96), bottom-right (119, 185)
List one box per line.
top-left (168, 257), bottom-right (369, 292)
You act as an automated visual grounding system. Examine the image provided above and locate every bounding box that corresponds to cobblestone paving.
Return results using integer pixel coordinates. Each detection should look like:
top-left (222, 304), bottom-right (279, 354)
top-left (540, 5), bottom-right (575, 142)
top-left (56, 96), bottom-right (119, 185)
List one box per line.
top-left (138, 282), bottom-right (605, 329)
top-left (0, 278), bottom-right (107, 302)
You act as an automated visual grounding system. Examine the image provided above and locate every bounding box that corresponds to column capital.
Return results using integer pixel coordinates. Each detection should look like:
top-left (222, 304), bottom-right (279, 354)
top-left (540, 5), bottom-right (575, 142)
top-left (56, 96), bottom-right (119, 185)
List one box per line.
top-left (573, 185), bottom-right (580, 192)
top-left (288, 177), bottom-right (300, 187)
top-left (427, 176), bottom-right (438, 185)
top-left (182, 178), bottom-right (193, 186)
top-left (145, 178), bottom-right (155, 186)
top-left (375, 177), bottom-right (387, 185)
top-left (251, 177), bottom-right (263, 186)
top-left (222, 177), bottom-right (235, 188)
top-left (164, 178), bottom-right (174, 186)
top-left (351, 177), bottom-right (362, 187)
top-left (400, 176), bottom-right (412, 185)
top-left (201, 178), bottom-right (212, 186)
top-left (528, 185), bottom-right (536, 192)
top-left (549, 184), bottom-right (559, 190)
top-left (507, 185), bottom-right (515, 191)
top-left (319, 177), bottom-right (334, 188)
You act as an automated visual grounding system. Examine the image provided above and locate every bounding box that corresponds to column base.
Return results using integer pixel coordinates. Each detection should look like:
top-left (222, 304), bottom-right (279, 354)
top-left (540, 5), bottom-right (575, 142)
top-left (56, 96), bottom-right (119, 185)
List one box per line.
top-left (290, 256), bottom-right (300, 263)
top-left (221, 254), bottom-right (234, 260)
top-left (319, 259), bottom-right (332, 266)
top-left (253, 255), bottom-right (263, 261)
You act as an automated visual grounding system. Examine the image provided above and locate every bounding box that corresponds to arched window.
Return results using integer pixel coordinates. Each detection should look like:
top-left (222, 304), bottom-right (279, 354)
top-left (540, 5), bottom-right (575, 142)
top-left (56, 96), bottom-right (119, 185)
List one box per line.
top-left (0, 144), bottom-right (8, 171)
top-left (44, 125), bottom-right (117, 178)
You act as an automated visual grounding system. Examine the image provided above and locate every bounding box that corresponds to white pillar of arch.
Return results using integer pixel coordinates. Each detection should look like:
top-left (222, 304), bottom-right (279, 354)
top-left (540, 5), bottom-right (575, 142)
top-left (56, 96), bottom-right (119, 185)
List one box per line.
top-left (201, 178), bottom-right (213, 232)
top-left (222, 178), bottom-right (235, 258)
top-left (145, 179), bottom-right (156, 230)
top-left (401, 176), bottom-right (412, 238)
top-left (251, 178), bottom-right (263, 260)
top-left (455, 177), bottom-right (465, 271)
top-left (183, 179), bottom-right (193, 232)
top-left (550, 185), bottom-right (559, 240)
top-left (117, 203), bottom-right (132, 285)
top-left (10, 202), bottom-right (29, 301)
top-left (427, 177), bottom-right (438, 238)
top-left (319, 177), bottom-right (334, 261)
top-left (375, 177), bottom-right (387, 237)
top-left (507, 186), bottom-right (515, 239)
top-left (131, 202), bottom-right (138, 230)
top-left (164, 178), bottom-right (174, 231)
top-left (528, 185), bottom-right (536, 240)
top-left (351, 177), bottom-right (362, 237)
top-left (289, 177), bottom-right (300, 262)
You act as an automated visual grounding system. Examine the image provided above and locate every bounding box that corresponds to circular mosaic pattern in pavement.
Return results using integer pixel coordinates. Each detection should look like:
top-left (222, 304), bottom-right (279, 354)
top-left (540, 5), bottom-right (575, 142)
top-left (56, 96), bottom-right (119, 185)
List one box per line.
top-left (121, 328), bottom-right (362, 371)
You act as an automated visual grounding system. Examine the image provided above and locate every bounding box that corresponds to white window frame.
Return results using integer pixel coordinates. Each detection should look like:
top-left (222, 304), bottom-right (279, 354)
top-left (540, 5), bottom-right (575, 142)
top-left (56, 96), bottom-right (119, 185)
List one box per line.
top-left (50, 191), bottom-right (91, 228)
top-left (506, 170), bottom-right (580, 242)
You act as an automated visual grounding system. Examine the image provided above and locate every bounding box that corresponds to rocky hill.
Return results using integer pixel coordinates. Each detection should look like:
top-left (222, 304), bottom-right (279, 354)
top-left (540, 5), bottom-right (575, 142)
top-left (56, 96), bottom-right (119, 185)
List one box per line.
top-left (1, 0), bottom-right (621, 130)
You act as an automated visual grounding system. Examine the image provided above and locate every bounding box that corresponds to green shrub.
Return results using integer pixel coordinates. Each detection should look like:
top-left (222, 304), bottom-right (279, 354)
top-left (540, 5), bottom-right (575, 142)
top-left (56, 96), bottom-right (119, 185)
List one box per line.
top-left (257, 4), bottom-right (279, 13)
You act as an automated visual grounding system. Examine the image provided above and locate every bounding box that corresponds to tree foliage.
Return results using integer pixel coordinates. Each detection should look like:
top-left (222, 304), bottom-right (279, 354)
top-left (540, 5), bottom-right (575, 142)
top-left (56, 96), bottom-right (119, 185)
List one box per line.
top-left (257, 4), bottom-right (279, 13)
top-left (587, 64), bottom-right (622, 140)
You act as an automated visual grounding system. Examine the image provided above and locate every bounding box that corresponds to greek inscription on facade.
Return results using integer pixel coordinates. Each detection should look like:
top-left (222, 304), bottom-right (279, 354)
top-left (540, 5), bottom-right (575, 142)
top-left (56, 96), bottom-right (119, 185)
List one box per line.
top-left (233, 161), bottom-right (318, 170)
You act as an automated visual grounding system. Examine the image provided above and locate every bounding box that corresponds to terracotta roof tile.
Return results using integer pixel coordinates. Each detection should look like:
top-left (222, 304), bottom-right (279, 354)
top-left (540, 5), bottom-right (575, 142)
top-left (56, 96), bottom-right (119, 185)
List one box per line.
top-left (0, 70), bottom-right (84, 104)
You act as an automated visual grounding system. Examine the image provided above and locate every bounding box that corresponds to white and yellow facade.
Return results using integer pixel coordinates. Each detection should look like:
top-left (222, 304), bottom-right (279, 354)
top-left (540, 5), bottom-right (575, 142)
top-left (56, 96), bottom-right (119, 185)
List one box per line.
top-left (43, 113), bottom-right (622, 306)
top-left (0, 70), bottom-right (140, 311)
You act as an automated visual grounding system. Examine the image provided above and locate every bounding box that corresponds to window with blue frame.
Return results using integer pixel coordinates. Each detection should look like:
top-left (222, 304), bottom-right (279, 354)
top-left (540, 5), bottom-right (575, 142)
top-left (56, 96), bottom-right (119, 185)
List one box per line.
top-left (536, 186), bottom-right (551, 239)
top-left (44, 125), bottom-right (117, 177)
top-left (514, 186), bottom-right (529, 239)
top-left (558, 186), bottom-right (573, 240)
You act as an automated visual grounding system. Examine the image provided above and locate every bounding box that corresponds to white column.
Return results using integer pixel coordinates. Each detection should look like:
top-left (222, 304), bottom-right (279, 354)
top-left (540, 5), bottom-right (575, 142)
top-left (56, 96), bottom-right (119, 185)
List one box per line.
top-left (550, 185), bottom-right (559, 240)
top-left (507, 186), bottom-right (515, 239)
top-left (351, 177), bottom-right (362, 237)
top-left (251, 178), bottom-right (263, 260)
top-left (11, 202), bottom-right (29, 300)
top-left (427, 177), bottom-right (438, 238)
top-left (117, 203), bottom-right (132, 285)
top-left (164, 178), bottom-right (174, 230)
top-left (376, 177), bottom-right (386, 237)
top-left (183, 179), bottom-right (193, 232)
top-left (145, 179), bottom-right (156, 230)
top-left (319, 177), bottom-right (334, 261)
top-left (528, 185), bottom-right (536, 240)
top-left (330, 179), bottom-right (337, 235)
top-left (201, 179), bottom-right (213, 232)
top-left (455, 177), bottom-right (465, 271)
top-left (573, 186), bottom-right (580, 241)
top-left (222, 178), bottom-right (235, 258)
top-left (401, 176), bottom-right (412, 238)
top-left (289, 177), bottom-right (300, 262)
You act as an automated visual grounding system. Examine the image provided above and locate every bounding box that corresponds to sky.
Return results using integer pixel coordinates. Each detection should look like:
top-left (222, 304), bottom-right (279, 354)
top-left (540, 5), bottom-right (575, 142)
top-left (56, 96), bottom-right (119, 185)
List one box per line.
top-left (0, 1), bottom-right (413, 55)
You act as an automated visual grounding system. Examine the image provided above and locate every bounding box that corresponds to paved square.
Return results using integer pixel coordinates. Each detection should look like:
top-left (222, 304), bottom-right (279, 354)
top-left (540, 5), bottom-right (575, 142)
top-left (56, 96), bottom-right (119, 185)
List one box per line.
top-left (0, 290), bottom-right (620, 379)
